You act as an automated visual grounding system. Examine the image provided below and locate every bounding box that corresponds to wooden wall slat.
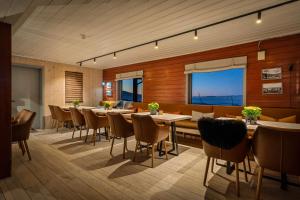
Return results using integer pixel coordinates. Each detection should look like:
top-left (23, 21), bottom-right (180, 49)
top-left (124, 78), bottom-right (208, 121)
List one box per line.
top-left (103, 34), bottom-right (300, 108)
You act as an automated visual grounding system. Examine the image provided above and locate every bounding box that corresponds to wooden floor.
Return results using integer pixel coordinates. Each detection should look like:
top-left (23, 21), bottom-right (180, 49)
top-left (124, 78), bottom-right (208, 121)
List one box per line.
top-left (1, 128), bottom-right (299, 200)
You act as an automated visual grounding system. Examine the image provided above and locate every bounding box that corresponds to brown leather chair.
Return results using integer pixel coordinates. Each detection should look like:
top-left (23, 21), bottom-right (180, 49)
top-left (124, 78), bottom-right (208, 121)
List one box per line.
top-left (12, 109), bottom-right (36, 160)
top-left (48, 105), bottom-right (58, 128)
top-left (82, 109), bottom-right (109, 146)
top-left (131, 114), bottom-right (169, 168)
top-left (53, 106), bottom-right (72, 132)
top-left (198, 118), bottom-right (249, 197)
top-left (107, 112), bottom-right (134, 158)
top-left (253, 126), bottom-right (300, 200)
top-left (69, 107), bottom-right (86, 139)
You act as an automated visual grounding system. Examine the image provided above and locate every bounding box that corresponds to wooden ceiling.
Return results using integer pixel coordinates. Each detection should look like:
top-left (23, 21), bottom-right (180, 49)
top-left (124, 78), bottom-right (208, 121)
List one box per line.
top-left (2, 0), bottom-right (300, 69)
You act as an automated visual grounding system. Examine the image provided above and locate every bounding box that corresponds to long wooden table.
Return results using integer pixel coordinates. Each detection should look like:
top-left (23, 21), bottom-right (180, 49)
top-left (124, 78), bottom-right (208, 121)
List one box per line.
top-left (92, 108), bottom-right (133, 115)
top-left (123, 112), bottom-right (192, 156)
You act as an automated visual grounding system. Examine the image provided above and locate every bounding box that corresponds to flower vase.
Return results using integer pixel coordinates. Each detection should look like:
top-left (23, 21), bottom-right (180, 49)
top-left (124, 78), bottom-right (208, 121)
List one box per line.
top-left (246, 116), bottom-right (257, 125)
top-left (150, 110), bottom-right (157, 115)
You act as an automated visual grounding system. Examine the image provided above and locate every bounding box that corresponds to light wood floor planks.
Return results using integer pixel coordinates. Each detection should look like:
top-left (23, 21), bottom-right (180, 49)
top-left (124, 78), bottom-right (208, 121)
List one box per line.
top-left (0, 129), bottom-right (300, 200)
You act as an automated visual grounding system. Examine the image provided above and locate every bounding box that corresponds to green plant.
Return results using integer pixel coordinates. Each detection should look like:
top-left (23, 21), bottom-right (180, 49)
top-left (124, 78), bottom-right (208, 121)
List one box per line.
top-left (72, 100), bottom-right (80, 107)
top-left (148, 102), bottom-right (159, 111)
top-left (242, 106), bottom-right (262, 119)
top-left (103, 101), bottom-right (111, 109)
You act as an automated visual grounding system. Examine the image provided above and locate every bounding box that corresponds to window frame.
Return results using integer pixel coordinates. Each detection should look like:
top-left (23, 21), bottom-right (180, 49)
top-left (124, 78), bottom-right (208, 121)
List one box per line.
top-left (118, 78), bottom-right (143, 102)
top-left (186, 66), bottom-right (246, 106)
top-left (65, 71), bottom-right (84, 103)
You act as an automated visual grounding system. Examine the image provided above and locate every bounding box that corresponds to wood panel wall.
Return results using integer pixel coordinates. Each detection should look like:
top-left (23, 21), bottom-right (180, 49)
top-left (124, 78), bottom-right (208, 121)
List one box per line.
top-left (0, 22), bottom-right (11, 178)
top-left (103, 34), bottom-right (300, 108)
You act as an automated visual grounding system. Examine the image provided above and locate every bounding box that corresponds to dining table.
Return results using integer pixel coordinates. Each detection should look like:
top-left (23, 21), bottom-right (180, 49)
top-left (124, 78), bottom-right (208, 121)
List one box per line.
top-left (92, 108), bottom-right (134, 115)
top-left (123, 112), bottom-right (192, 156)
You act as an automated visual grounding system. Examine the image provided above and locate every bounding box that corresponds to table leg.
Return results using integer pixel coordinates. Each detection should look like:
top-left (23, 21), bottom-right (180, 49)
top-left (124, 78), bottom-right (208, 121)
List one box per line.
top-left (281, 173), bottom-right (287, 190)
top-left (167, 122), bottom-right (179, 156)
top-left (226, 161), bottom-right (235, 174)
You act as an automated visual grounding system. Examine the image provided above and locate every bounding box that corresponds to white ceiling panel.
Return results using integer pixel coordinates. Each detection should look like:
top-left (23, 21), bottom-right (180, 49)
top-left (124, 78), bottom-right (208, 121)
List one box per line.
top-left (8, 0), bottom-right (300, 69)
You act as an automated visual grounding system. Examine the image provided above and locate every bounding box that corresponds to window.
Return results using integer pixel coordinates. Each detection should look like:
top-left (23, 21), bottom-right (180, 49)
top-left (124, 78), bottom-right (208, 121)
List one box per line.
top-left (65, 71), bottom-right (83, 103)
top-left (119, 78), bottom-right (142, 102)
top-left (189, 68), bottom-right (245, 106)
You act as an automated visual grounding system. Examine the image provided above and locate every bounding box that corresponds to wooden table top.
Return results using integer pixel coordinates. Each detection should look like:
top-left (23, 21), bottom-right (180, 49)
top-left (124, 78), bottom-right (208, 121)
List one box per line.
top-left (123, 112), bottom-right (192, 123)
top-left (92, 108), bottom-right (134, 114)
top-left (63, 106), bottom-right (96, 110)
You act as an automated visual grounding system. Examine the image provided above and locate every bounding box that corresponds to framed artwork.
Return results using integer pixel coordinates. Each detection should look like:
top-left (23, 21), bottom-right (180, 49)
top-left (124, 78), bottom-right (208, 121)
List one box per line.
top-left (105, 82), bottom-right (112, 96)
top-left (261, 67), bottom-right (282, 80)
top-left (262, 82), bottom-right (283, 95)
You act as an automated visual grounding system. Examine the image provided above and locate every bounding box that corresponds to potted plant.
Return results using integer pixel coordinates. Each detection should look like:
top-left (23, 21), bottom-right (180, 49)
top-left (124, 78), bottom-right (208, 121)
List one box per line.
top-left (72, 100), bottom-right (80, 108)
top-left (242, 106), bottom-right (262, 125)
top-left (148, 102), bottom-right (159, 115)
top-left (103, 101), bottom-right (111, 110)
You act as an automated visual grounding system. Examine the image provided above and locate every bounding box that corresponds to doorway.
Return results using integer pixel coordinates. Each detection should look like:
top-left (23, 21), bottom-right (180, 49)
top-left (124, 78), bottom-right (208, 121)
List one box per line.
top-left (12, 65), bottom-right (42, 129)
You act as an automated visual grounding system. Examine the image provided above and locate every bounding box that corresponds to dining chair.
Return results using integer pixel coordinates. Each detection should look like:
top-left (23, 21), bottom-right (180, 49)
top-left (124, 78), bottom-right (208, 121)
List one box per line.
top-left (253, 126), bottom-right (300, 200)
top-left (53, 106), bottom-right (72, 132)
top-left (48, 105), bottom-right (58, 128)
top-left (131, 114), bottom-right (169, 168)
top-left (82, 109), bottom-right (109, 146)
top-left (107, 112), bottom-right (134, 158)
top-left (69, 107), bottom-right (86, 139)
top-left (12, 109), bottom-right (36, 160)
top-left (198, 118), bottom-right (249, 197)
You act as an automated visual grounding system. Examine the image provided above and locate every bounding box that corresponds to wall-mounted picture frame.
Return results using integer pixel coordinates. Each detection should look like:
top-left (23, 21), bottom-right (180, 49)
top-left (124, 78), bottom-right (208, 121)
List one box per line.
top-left (106, 82), bottom-right (112, 89)
top-left (262, 82), bottom-right (283, 95)
top-left (261, 67), bottom-right (282, 80)
top-left (105, 82), bottom-right (112, 96)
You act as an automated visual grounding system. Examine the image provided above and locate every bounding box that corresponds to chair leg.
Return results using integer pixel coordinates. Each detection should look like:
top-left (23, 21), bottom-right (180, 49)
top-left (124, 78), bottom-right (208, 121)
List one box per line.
top-left (243, 160), bottom-right (248, 182)
top-left (235, 163), bottom-right (240, 197)
top-left (256, 167), bottom-right (264, 200)
top-left (211, 158), bottom-right (215, 173)
top-left (79, 126), bottom-right (82, 139)
top-left (72, 127), bottom-right (76, 139)
top-left (146, 143), bottom-right (149, 156)
top-left (133, 141), bottom-right (139, 162)
top-left (56, 121), bottom-right (59, 132)
top-left (92, 129), bottom-right (96, 146)
top-left (247, 154), bottom-right (251, 173)
top-left (151, 143), bottom-right (155, 168)
top-left (18, 141), bottom-right (25, 155)
top-left (23, 140), bottom-right (31, 161)
top-left (203, 157), bottom-right (211, 186)
top-left (110, 137), bottom-right (115, 156)
top-left (123, 138), bottom-right (126, 159)
top-left (85, 128), bottom-right (89, 143)
top-left (164, 140), bottom-right (168, 160)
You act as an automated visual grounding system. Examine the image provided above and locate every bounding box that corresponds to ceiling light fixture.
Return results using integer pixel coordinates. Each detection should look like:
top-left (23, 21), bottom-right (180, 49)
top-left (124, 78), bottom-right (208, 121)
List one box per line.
top-left (93, 58), bottom-right (96, 64)
top-left (113, 52), bottom-right (117, 59)
top-left (256, 11), bottom-right (262, 24)
top-left (154, 41), bottom-right (159, 49)
top-left (79, 62), bottom-right (82, 66)
top-left (76, 0), bottom-right (297, 65)
top-left (194, 30), bottom-right (198, 40)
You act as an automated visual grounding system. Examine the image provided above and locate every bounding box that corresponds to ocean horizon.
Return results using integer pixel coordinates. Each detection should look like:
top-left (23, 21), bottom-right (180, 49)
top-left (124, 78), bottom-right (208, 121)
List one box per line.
top-left (192, 95), bottom-right (243, 106)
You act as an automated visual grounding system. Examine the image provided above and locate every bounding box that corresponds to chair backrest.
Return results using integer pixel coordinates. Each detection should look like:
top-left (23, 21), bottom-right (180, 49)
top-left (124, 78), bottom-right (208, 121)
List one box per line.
top-left (198, 118), bottom-right (249, 162)
top-left (253, 126), bottom-right (300, 176)
top-left (48, 105), bottom-right (57, 120)
top-left (131, 114), bottom-right (159, 144)
top-left (53, 106), bottom-right (71, 121)
top-left (107, 112), bottom-right (133, 138)
top-left (69, 107), bottom-right (85, 126)
top-left (82, 109), bottom-right (107, 129)
top-left (12, 109), bottom-right (36, 141)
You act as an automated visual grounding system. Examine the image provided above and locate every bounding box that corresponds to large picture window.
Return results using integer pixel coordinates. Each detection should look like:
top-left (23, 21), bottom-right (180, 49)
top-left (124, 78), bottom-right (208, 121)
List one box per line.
top-left (119, 78), bottom-right (142, 102)
top-left (189, 68), bottom-right (245, 106)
